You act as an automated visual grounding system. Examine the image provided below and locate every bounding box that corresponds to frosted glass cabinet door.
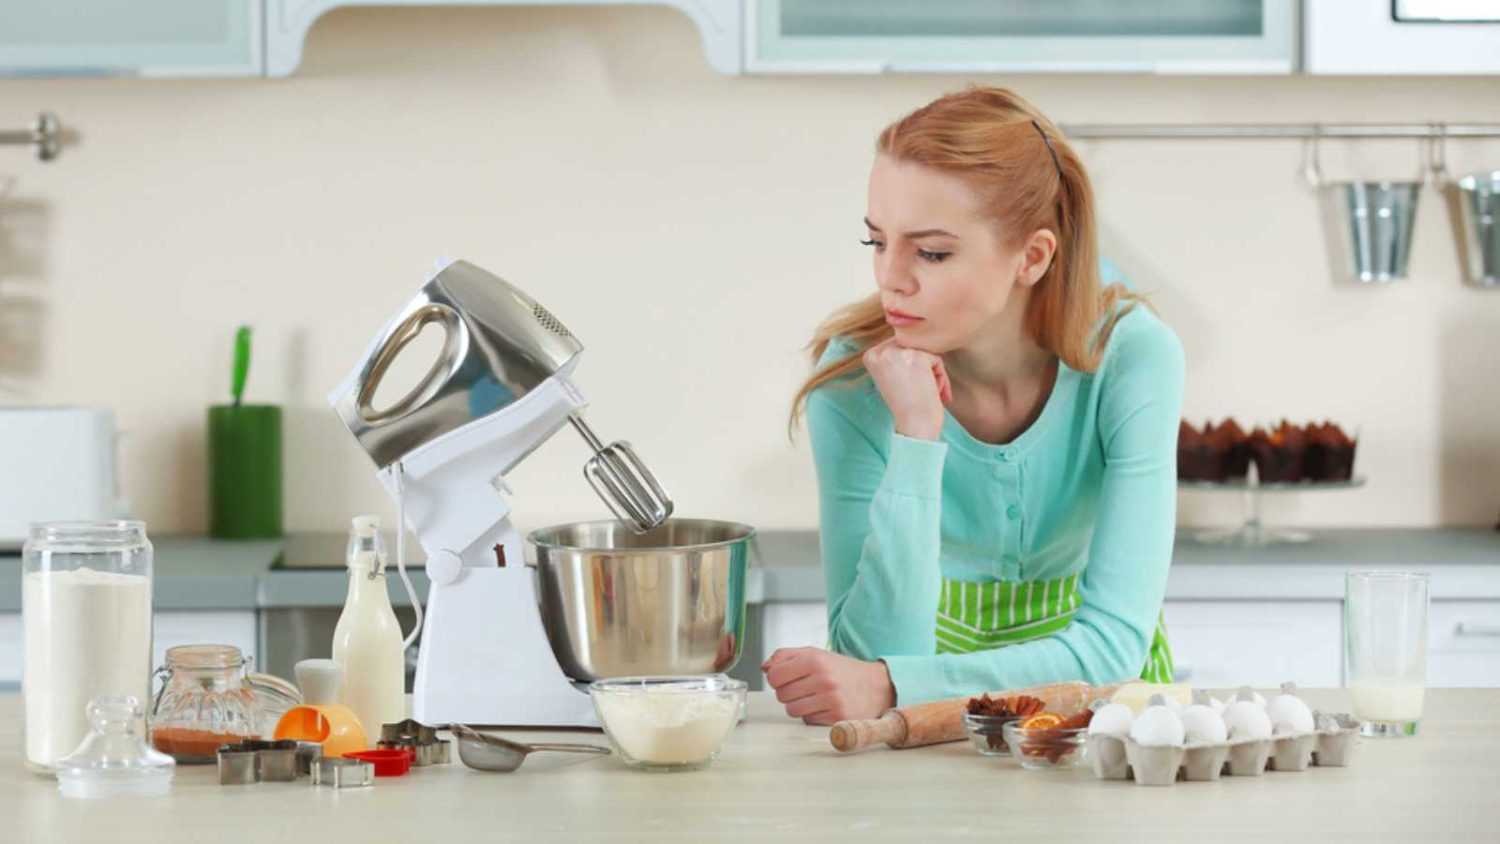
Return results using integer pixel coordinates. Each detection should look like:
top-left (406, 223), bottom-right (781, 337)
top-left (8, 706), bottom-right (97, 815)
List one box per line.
top-left (748, 0), bottom-right (1297, 73)
top-left (0, 0), bottom-right (262, 77)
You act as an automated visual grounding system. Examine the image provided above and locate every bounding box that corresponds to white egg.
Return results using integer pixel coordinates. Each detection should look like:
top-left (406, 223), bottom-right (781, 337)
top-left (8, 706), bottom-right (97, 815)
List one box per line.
top-left (1208, 696), bottom-right (1227, 716)
top-left (1222, 700), bottom-right (1273, 740)
top-left (1266, 693), bottom-right (1315, 735)
top-left (1088, 703), bottom-right (1135, 738)
top-left (1129, 704), bottom-right (1186, 747)
top-left (1179, 704), bottom-right (1228, 744)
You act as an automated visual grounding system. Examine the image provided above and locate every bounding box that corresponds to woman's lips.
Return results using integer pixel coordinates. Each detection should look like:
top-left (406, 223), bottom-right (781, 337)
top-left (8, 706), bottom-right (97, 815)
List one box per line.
top-left (885, 309), bottom-right (924, 327)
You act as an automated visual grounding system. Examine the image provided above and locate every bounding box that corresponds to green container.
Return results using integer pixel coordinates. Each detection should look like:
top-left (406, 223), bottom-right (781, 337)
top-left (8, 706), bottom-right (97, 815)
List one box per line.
top-left (208, 404), bottom-right (282, 539)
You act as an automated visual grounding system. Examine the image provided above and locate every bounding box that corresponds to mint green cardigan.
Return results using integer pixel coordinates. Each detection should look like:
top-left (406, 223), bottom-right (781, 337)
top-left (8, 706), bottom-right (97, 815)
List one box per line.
top-left (806, 304), bottom-right (1185, 705)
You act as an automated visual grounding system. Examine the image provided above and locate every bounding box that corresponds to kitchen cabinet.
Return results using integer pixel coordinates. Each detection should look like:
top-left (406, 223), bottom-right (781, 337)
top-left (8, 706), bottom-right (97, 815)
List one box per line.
top-left (1428, 600), bottom-right (1500, 687)
top-left (264, 0), bottom-right (740, 76)
top-left (1167, 600), bottom-right (1343, 688)
top-left (0, 0), bottom-right (262, 77)
top-left (746, 0), bottom-right (1298, 74)
top-left (1305, 0), bottom-right (1500, 75)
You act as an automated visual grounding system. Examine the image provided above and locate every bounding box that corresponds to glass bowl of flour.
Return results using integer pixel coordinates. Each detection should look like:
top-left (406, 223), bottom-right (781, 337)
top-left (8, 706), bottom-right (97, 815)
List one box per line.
top-left (588, 675), bottom-right (746, 771)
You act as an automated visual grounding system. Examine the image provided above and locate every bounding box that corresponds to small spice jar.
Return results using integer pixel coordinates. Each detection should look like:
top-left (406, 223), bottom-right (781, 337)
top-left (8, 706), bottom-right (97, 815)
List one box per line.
top-left (150, 645), bottom-right (260, 763)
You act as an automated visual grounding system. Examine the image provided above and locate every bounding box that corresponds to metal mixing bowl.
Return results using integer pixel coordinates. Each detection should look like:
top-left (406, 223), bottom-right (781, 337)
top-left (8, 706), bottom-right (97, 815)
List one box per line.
top-left (527, 519), bottom-right (753, 682)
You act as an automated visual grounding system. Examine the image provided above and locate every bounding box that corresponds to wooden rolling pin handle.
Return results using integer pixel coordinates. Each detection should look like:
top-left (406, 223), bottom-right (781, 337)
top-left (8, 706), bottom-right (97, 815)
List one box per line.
top-left (830, 710), bottom-right (906, 753)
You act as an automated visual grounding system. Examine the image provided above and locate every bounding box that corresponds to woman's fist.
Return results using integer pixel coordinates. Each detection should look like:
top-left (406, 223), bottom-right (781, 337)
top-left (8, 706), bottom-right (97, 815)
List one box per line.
top-left (863, 338), bottom-right (952, 441)
top-left (762, 647), bottom-right (896, 725)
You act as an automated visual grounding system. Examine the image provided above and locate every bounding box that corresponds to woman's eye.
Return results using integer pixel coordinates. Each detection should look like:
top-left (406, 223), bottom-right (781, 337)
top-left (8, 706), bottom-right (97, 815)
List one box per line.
top-left (917, 248), bottom-right (951, 263)
top-left (859, 238), bottom-right (884, 251)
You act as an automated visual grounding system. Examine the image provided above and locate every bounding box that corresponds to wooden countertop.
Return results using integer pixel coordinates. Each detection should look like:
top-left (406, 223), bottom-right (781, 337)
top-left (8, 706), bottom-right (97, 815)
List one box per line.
top-left (5, 688), bottom-right (1499, 842)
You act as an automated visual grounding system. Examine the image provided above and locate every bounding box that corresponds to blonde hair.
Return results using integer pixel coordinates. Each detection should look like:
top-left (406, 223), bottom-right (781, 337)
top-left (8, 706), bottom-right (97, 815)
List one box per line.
top-left (789, 86), bottom-right (1140, 435)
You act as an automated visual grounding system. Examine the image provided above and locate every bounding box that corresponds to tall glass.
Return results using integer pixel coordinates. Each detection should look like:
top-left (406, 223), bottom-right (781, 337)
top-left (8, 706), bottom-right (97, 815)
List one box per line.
top-left (1345, 571), bottom-right (1428, 737)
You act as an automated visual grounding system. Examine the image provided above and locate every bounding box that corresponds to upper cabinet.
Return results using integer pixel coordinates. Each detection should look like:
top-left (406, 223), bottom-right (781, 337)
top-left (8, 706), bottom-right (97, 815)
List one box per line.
top-left (746, 0), bottom-right (1298, 74)
top-left (0, 0), bottom-right (262, 77)
top-left (3, 1), bottom-right (1497, 78)
top-left (1305, 0), bottom-right (1500, 75)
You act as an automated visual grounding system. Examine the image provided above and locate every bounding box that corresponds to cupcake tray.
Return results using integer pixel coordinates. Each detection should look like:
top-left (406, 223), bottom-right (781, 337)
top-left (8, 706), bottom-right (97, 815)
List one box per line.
top-left (1087, 713), bottom-right (1360, 786)
top-left (1179, 476), bottom-right (1367, 546)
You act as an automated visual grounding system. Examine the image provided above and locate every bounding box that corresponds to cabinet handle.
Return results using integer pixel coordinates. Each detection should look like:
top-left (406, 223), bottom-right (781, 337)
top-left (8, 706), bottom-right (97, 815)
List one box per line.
top-left (1455, 622), bottom-right (1500, 637)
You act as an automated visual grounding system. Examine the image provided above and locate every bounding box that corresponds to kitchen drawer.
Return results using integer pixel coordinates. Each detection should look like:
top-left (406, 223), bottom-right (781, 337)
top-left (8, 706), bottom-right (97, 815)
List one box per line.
top-left (1164, 601), bottom-right (1343, 689)
top-left (1428, 600), bottom-right (1500, 688)
top-left (762, 602), bottom-right (828, 657)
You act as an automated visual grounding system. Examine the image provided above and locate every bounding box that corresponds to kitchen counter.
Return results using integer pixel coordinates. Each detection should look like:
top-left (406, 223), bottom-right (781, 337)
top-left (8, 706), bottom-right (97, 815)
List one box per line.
top-left (5, 688), bottom-right (1499, 842)
top-left (1, 528), bottom-right (1495, 612)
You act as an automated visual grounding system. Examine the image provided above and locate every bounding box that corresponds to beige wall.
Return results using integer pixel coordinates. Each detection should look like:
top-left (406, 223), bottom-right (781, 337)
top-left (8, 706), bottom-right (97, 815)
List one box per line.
top-left (0, 6), bottom-right (1497, 536)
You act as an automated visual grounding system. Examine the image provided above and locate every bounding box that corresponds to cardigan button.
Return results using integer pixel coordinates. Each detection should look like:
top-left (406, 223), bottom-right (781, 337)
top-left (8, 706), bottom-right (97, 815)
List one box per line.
top-left (1006, 505), bottom-right (1021, 520)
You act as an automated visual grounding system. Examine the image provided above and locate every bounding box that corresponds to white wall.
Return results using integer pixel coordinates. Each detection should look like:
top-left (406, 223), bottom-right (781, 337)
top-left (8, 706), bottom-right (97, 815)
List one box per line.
top-left (0, 6), bottom-right (1496, 534)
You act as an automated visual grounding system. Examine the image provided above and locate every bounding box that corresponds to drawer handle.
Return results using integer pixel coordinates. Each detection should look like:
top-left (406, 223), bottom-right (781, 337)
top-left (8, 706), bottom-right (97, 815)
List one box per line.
top-left (1455, 622), bottom-right (1500, 637)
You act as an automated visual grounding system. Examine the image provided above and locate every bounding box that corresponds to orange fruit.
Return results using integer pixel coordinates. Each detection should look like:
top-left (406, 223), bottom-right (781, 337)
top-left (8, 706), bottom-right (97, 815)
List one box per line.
top-left (1020, 712), bottom-right (1064, 729)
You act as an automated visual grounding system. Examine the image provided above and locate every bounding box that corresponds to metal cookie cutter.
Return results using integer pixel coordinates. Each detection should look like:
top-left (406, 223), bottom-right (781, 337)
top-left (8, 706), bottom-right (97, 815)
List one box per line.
top-left (311, 757), bottom-right (374, 789)
top-left (217, 745), bottom-right (258, 785)
top-left (379, 719), bottom-right (451, 767)
top-left (217, 739), bottom-right (301, 784)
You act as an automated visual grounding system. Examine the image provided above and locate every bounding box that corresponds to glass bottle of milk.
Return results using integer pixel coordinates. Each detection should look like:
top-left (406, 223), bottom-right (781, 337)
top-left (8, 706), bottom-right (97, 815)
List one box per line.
top-left (23, 521), bottom-right (153, 773)
top-left (331, 516), bottom-right (405, 745)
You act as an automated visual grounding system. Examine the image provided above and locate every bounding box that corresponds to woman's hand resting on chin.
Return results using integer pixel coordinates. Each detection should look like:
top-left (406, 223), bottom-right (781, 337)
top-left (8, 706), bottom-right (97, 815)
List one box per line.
top-left (761, 647), bottom-right (896, 725)
top-left (862, 338), bottom-right (952, 441)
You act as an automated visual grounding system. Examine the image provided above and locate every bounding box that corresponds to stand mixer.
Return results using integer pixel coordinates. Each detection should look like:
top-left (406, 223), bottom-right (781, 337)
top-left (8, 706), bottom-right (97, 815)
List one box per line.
top-left (329, 259), bottom-right (726, 728)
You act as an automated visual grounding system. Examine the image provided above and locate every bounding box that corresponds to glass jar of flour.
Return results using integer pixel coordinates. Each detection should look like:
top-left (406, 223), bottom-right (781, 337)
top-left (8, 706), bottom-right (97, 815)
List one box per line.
top-left (22, 521), bottom-right (153, 773)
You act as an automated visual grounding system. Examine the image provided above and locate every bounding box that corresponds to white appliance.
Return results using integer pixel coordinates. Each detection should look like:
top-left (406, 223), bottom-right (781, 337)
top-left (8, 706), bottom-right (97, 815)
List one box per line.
top-left (0, 407), bottom-right (123, 549)
top-left (328, 260), bottom-right (673, 727)
top-left (1307, 0), bottom-right (1500, 74)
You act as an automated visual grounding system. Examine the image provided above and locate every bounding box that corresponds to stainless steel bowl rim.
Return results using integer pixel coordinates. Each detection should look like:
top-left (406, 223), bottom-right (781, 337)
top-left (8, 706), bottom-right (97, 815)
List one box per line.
top-left (588, 674), bottom-right (748, 693)
top-left (527, 518), bottom-right (756, 553)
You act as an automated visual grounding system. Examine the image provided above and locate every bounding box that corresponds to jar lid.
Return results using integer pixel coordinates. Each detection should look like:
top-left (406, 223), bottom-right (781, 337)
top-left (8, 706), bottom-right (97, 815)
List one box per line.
top-left (55, 696), bottom-right (175, 799)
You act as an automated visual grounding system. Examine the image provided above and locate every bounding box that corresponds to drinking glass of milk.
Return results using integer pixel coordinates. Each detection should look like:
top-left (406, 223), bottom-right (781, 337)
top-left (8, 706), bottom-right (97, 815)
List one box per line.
top-left (22, 521), bottom-right (154, 773)
top-left (1345, 571), bottom-right (1429, 738)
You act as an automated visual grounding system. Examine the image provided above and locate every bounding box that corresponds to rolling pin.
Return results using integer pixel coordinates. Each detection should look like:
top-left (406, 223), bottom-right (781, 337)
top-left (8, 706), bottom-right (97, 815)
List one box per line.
top-left (829, 681), bottom-right (1121, 753)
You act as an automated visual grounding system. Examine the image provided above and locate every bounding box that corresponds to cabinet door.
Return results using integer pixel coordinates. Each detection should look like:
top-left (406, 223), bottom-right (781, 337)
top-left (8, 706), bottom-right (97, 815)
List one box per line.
top-left (762, 602), bottom-right (829, 657)
top-left (1165, 601), bottom-right (1343, 689)
top-left (749, 0), bottom-right (1296, 73)
top-left (0, 0), bottom-right (261, 77)
top-left (1428, 601), bottom-right (1500, 688)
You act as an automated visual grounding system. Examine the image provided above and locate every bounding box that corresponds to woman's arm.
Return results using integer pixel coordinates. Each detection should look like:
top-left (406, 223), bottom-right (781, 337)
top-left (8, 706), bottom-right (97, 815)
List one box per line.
top-left (881, 319), bottom-right (1185, 704)
top-left (808, 388), bottom-right (947, 659)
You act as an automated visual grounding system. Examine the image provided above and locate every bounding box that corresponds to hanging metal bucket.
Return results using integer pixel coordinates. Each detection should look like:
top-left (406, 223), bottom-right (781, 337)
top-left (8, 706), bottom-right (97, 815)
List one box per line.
top-left (1305, 131), bottom-right (1423, 284)
top-left (1445, 171), bottom-right (1500, 288)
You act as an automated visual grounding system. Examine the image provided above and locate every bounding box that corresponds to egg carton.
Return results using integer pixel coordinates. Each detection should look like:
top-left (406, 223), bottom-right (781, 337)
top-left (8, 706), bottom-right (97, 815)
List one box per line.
top-left (1088, 711), bottom-right (1360, 786)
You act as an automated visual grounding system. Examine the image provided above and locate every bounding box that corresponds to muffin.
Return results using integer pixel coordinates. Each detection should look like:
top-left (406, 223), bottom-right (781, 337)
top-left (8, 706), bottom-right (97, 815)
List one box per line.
top-left (1304, 421), bottom-right (1357, 482)
top-left (1205, 418), bottom-right (1251, 480)
top-left (1248, 420), bottom-right (1308, 483)
top-left (1177, 420), bottom-right (1222, 482)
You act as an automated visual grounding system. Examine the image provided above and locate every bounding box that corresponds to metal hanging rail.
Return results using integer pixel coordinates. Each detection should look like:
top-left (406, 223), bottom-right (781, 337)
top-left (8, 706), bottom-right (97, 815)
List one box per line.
top-left (1057, 122), bottom-right (1500, 140)
top-left (0, 112), bottom-right (62, 161)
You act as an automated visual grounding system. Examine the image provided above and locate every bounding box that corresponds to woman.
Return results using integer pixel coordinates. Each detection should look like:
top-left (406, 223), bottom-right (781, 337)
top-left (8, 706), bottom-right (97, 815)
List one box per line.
top-left (764, 87), bottom-right (1184, 725)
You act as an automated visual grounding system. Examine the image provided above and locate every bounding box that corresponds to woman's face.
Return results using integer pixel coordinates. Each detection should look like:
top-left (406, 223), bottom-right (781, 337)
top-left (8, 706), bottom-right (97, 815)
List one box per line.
top-left (864, 153), bottom-right (1053, 353)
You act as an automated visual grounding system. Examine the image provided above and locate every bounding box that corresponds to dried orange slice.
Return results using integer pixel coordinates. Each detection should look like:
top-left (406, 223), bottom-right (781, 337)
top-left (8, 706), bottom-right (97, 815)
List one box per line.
top-left (1020, 712), bottom-right (1064, 729)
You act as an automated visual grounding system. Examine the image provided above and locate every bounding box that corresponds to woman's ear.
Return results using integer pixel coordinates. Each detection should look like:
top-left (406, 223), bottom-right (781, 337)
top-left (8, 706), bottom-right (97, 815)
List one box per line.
top-left (1017, 228), bottom-right (1058, 288)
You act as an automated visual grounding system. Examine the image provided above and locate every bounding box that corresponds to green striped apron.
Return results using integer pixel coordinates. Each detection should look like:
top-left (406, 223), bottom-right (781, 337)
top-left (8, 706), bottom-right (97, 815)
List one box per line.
top-left (936, 573), bottom-right (1175, 683)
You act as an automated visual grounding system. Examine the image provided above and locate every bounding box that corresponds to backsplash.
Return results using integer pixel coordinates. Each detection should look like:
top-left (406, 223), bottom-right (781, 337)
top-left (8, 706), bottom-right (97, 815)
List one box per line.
top-left (0, 6), bottom-right (1496, 533)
